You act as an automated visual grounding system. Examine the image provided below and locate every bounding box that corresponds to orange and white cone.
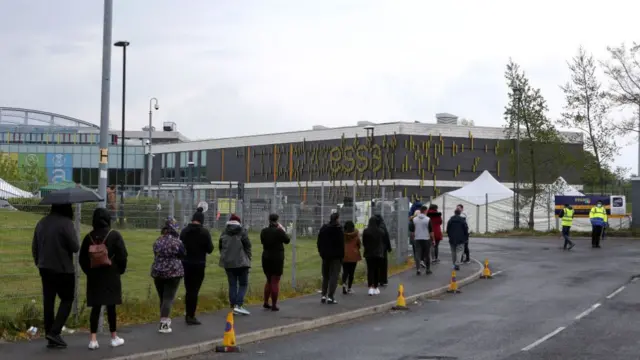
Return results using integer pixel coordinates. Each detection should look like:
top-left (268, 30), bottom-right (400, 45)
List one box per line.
top-left (446, 270), bottom-right (461, 293)
top-left (215, 311), bottom-right (240, 352)
top-left (481, 259), bottom-right (493, 279)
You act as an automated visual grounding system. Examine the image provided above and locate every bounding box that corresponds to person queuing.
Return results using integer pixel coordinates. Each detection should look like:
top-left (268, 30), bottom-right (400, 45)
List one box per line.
top-left (373, 214), bottom-right (392, 286)
top-left (426, 204), bottom-right (443, 263)
top-left (589, 200), bottom-right (608, 248)
top-left (456, 204), bottom-right (471, 264)
top-left (79, 208), bottom-right (128, 350)
top-left (412, 205), bottom-right (433, 275)
top-left (219, 214), bottom-right (252, 316)
top-left (180, 207), bottom-right (214, 325)
top-left (559, 204), bottom-right (575, 251)
top-left (408, 200), bottom-right (423, 267)
top-left (363, 216), bottom-right (385, 295)
top-left (317, 212), bottom-right (344, 304)
top-left (341, 220), bottom-right (362, 295)
top-left (446, 209), bottom-right (468, 271)
top-left (260, 213), bottom-right (290, 312)
top-left (31, 204), bottom-right (79, 349)
top-left (151, 217), bottom-right (185, 334)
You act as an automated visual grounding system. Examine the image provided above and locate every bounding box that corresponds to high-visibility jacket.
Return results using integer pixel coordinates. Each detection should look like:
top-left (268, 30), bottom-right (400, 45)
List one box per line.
top-left (561, 208), bottom-right (574, 227)
top-left (589, 206), bottom-right (608, 227)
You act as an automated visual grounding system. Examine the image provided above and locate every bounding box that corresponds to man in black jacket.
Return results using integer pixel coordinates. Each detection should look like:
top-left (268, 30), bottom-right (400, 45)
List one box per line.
top-left (317, 212), bottom-right (344, 304)
top-left (446, 209), bottom-right (469, 271)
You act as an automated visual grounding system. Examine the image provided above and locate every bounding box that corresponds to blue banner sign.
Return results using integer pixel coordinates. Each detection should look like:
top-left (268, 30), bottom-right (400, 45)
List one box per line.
top-left (46, 153), bottom-right (72, 184)
top-left (554, 195), bottom-right (626, 218)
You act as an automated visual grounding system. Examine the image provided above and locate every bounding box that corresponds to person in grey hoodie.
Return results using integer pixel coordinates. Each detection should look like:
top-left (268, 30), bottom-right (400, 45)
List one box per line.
top-left (32, 204), bottom-right (79, 349)
top-left (446, 209), bottom-right (469, 271)
top-left (412, 205), bottom-right (433, 275)
top-left (219, 214), bottom-right (252, 316)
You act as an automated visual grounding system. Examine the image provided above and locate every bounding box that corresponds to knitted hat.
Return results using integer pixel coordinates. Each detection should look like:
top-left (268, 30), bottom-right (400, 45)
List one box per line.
top-left (229, 214), bottom-right (241, 223)
top-left (192, 207), bottom-right (205, 224)
top-left (164, 216), bottom-right (179, 231)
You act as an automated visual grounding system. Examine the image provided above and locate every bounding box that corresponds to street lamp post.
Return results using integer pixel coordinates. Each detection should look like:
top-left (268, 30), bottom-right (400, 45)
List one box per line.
top-left (148, 98), bottom-right (159, 197)
top-left (512, 85), bottom-right (523, 229)
top-left (114, 40), bottom-right (129, 226)
top-left (187, 161), bottom-right (195, 212)
top-left (364, 125), bottom-right (375, 214)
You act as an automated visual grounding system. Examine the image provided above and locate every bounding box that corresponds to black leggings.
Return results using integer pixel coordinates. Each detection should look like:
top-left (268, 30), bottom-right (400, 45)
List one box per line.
top-left (184, 264), bottom-right (206, 318)
top-left (366, 257), bottom-right (383, 288)
top-left (341, 262), bottom-right (357, 288)
top-left (90, 305), bottom-right (117, 333)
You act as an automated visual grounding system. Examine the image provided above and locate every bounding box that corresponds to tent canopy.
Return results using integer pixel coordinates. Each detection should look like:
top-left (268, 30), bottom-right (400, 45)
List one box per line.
top-left (549, 177), bottom-right (584, 196)
top-left (446, 170), bottom-right (514, 205)
top-left (0, 178), bottom-right (34, 199)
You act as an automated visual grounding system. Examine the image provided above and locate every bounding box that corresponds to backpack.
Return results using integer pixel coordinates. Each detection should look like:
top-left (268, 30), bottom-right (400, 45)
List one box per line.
top-left (89, 230), bottom-right (113, 268)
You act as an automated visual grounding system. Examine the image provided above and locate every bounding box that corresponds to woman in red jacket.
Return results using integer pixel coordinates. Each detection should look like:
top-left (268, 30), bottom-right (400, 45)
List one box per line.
top-left (427, 204), bottom-right (443, 263)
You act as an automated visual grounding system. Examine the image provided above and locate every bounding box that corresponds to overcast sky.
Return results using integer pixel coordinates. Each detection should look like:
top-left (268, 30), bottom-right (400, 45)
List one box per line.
top-left (1, 0), bottom-right (638, 174)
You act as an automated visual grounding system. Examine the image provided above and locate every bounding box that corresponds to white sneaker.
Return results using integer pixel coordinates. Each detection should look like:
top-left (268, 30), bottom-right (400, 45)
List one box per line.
top-left (110, 336), bottom-right (125, 347)
top-left (347, 288), bottom-right (354, 294)
top-left (374, 288), bottom-right (381, 295)
top-left (368, 288), bottom-right (374, 296)
top-left (233, 305), bottom-right (251, 316)
top-left (158, 320), bottom-right (172, 334)
top-left (88, 340), bottom-right (99, 350)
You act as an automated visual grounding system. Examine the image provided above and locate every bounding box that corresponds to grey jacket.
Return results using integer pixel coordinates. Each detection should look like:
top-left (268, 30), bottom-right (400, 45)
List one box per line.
top-left (412, 213), bottom-right (432, 241)
top-left (218, 221), bottom-right (252, 269)
top-left (32, 213), bottom-right (80, 274)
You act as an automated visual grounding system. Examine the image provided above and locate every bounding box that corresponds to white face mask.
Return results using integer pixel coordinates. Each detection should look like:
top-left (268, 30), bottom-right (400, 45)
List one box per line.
top-left (597, 204), bottom-right (602, 208)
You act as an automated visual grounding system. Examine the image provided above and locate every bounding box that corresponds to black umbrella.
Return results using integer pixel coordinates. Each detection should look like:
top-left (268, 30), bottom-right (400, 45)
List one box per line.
top-left (39, 187), bottom-right (104, 205)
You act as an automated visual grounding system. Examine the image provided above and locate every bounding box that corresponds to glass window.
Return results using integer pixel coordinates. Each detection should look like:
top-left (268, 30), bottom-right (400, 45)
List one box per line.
top-left (64, 146), bottom-right (74, 154)
top-left (180, 152), bottom-right (187, 166)
top-left (81, 153), bottom-right (92, 168)
top-left (192, 151), bottom-right (198, 165)
top-left (73, 153), bottom-right (82, 168)
top-left (200, 150), bottom-right (206, 165)
top-left (0, 145), bottom-right (8, 153)
top-left (162, 153), bottom-right (166, 168)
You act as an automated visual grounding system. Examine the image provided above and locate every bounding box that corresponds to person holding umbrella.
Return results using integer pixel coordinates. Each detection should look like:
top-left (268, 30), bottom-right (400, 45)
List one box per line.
top-left (32, 186), bottom-right (102, 349)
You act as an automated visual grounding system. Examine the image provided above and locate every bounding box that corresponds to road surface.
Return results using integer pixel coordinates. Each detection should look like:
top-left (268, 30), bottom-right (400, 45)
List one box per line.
top-left (187, 237), bottom-right (640, 360)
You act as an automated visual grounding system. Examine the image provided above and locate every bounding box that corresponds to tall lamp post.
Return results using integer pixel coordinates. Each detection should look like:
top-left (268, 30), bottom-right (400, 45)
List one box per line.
top-left (148, 97), bottom-right (159, 197)
top-left (364, 125), bottom-right (375, 214)
top-left (511, 84), bottom-right (523, 229)
top-left (114, 40), bottom-right (129, 226)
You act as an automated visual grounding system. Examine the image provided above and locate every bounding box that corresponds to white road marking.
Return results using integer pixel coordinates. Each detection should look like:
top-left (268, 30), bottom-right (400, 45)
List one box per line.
top-left (606, 286), bottom-right (626, 299)
top-left (521, 327), bottom-right (566, 351)
top-left (575, 303), bottom-right (601, 320)
top-left (492, 270), bottom-right (504, 276)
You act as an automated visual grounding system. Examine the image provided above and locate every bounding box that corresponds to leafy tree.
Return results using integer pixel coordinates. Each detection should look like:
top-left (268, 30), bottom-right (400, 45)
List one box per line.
top-left (601, 42), bottom-right (640, 134)
top-left (19, 159), bottom-right (48, 192)
top-left (559, 46), bottom-right (620, 194)
top-left (504, 59), bottom-right (566, 229)
top-left (0, 154), bottom-right (21, 185)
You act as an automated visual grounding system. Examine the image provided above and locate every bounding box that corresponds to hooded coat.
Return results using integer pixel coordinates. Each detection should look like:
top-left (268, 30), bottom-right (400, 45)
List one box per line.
top-left (317, 220), bottom-right (345, 260)
top-left (79, 208), bottom-right (128, 307)
top-left (219, 220), bottom-right (252, 269)
top-left (260, 222), bottom-right (291, 276)
top-left (362, 217), bottom-right (385, 259)
top-left (180, 223), bottom-right (214, 266)
top-left (427, 209), bottom-right (443, 241)
top-left (343, 230), bottom-right (362, 263)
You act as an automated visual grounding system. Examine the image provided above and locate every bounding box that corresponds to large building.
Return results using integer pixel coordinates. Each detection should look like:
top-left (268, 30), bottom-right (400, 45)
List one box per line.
top-left (0, 107), bottom-right (185, 187)
top-left (147, 115), bottom-right (585, 203)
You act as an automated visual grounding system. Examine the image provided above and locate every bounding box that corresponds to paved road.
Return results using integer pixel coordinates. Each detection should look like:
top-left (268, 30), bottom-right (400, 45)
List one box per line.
top-left (188, 237), bottom-right (640, 360)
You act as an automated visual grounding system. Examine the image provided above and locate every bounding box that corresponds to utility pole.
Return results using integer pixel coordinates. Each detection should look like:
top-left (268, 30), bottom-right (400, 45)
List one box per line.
top-left (97, 0), bottom-right (113, 208)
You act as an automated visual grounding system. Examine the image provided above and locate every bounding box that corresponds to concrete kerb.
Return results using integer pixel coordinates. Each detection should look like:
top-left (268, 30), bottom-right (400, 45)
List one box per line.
top-left (108, 258), bottom-right (484, 360)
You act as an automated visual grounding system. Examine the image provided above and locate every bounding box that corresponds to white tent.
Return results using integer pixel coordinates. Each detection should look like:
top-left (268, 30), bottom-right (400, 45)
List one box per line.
top-left (0, 178), bottom-right (34, 199)
top-left (427, 170), bottom-right (517, 233)
top-left (547, 177), bottom-right (584, 196)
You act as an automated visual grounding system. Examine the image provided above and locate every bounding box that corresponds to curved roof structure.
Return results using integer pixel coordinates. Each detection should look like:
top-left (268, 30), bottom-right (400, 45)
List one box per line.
top-left (0, 107), bottom-right (99, 129)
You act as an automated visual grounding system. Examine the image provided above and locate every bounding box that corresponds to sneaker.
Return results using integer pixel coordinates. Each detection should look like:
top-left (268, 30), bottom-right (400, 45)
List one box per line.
top-left (45, 334), bottom-right (67, 348)
top-left (374, 288), bottom-right (381, 295)
top-left (347, 288), bottom-right (354, 294)
top-left (342, 286), bottom-right (347, 295)
top-left (271, 306), bottom-right (280, 312)
top-left (463, 259), bottom-right (471, 264)
top-left (158, 320), bottom-right (172, 334)
top-left (263, 303), bottom-right (272, 310)
top-left (233, 305), bottom-right (251, 316)
top-left (185, 316), bottom-right (201, 325)
top-left (454, 265), bottom-right (460, 271)
top-left (321, 296), bottom-right (327, 304)
top-left (420, 261), bottom-right (426, 268)
top-left (88, 340), bottom-right (99, 350)
top-left (110, 336), bottom-right (125, 348)
top-left (426, 269), bottom-right (433, 275)
top-left (368, 288), bottom-right (374, 296)
top-left (416, 270), bottom-right (422, 276)
top-left (433, 259), bottom-right (441, 264)
top-left (380, 283), bottom-right (388, 287)
top-left (327, 298), bottom-right (338, 304)
top-left (568, 243), bottom-right (575, 250)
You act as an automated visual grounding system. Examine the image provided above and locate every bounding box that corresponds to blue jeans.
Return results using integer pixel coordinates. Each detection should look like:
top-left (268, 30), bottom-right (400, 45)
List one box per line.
top-left (562, 226), bottom-right (574, 249)
top-left (225, 267), bottom-right (249, 307)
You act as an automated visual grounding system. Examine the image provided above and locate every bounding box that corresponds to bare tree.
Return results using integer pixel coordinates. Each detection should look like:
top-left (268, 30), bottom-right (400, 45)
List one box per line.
top-left (559, 46), bottom-right (620, 194)
top-left (601, 42), bottom-right (640, 134)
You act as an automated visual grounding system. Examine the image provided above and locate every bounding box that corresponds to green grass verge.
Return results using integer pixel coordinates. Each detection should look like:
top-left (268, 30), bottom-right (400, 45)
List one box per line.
top-left (0, 210), bottom-right (412, 340)
top-left (472, 228), bottom-right (640, 238)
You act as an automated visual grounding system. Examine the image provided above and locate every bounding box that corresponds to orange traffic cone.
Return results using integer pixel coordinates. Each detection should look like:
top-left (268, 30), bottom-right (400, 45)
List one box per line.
top-left (392, 284), bottom-right (408, 310)
top-left (446, 269), bottom-right (461, 294)
top-left (215, 311), bottom-right (240, 352)
top-left (481, 258), bottom-right (493, 279)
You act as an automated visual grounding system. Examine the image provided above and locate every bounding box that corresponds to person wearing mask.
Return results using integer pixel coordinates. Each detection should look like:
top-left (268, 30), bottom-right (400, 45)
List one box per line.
top-left (79, 208), bottom-right (128, 350)
top-left (260, 213), bottom-right (290, 312)
top-left (32, 204), bottom-right (79, 348)
top-left (559, 204), bottom-right (575, 251)
top-left (341, 220), bottom-right (362, 295)
top-left (412, 206), bottom-right (433, 275)
top-left (317, 212), bottom-right (344, 304)
top-left (589, 200), bottom-right (608, 248)
top-left (219, 214), bottom-right (252, 315)
top-left (151, 217), bottom-right (185, 334)
top-left (180, 207), bottom-right (214, 325)
top-left (373, 214), bottom-right (392, 286)
top-left (446, 209), bottom-right (469, 271)
top-left (363, 216), bottom-right (385, 295)
top-left (426, 204), bottom-right (443, 263)
top-left (457, 204), bottom-right (471, 263)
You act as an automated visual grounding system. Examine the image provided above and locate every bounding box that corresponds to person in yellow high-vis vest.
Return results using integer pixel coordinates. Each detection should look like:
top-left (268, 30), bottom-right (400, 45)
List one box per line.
top-left (559, 204), bottom-right (575, 250)
top-left (589, 200), bottom-right (608, 248)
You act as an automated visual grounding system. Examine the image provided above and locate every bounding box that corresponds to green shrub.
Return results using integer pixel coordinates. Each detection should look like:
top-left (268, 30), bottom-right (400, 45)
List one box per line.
top-left (7, 197), bottom-right (181, 229)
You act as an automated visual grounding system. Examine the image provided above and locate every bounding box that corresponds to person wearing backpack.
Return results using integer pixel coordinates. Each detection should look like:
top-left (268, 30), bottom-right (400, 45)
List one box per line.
top-left (79, 208), bottom-right (128, 350)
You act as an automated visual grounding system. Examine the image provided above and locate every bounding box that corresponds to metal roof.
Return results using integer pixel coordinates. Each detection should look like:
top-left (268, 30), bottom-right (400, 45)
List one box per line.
top-left (0, 107), bottom-right (100, 129)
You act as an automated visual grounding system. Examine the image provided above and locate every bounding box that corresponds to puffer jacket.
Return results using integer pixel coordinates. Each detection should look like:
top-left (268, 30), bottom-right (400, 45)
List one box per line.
top-left (219, 220), bottom-right (252, 269)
